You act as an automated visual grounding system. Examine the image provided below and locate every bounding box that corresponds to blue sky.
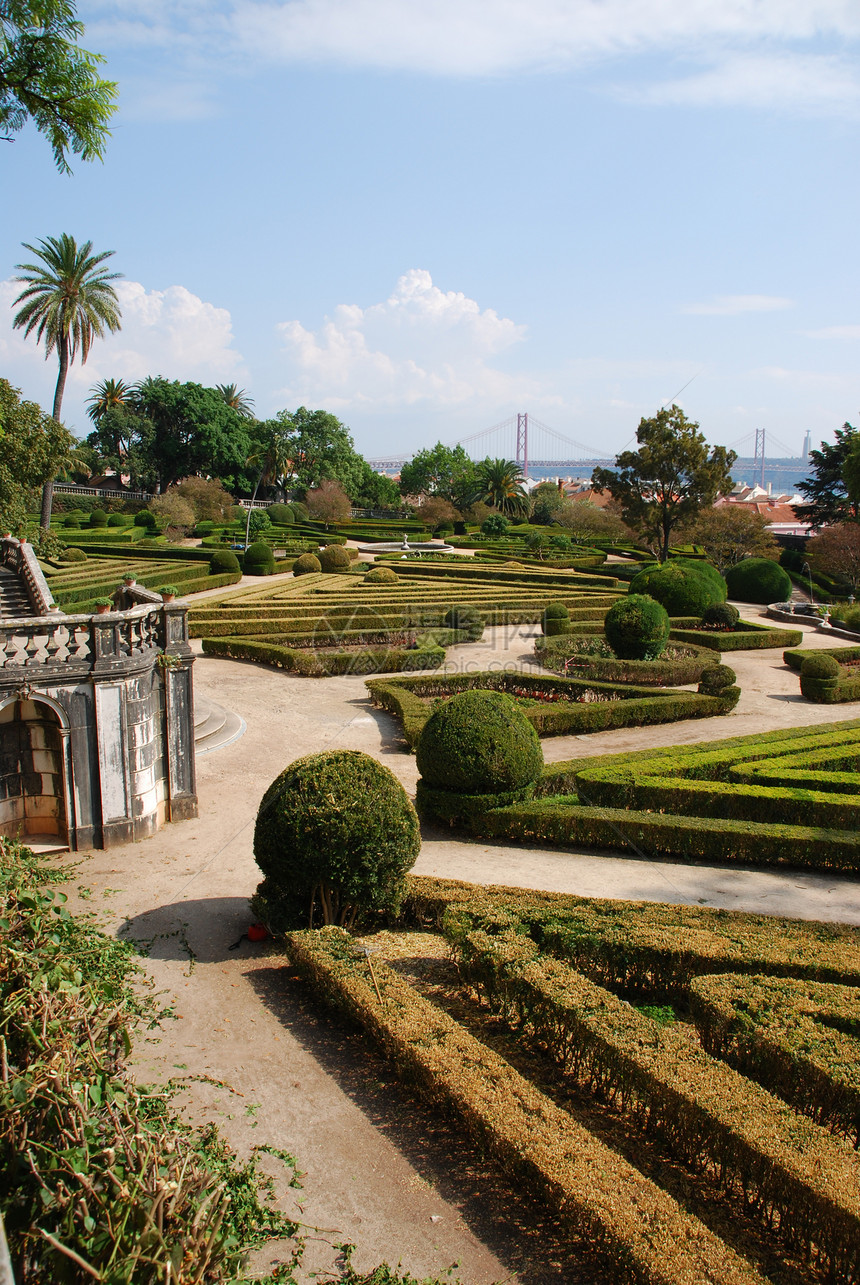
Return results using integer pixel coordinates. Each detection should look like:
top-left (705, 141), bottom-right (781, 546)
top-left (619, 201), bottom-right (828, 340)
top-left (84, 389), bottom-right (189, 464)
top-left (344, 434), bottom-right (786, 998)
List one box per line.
top-left (2, 0), bottom-right (860, 463)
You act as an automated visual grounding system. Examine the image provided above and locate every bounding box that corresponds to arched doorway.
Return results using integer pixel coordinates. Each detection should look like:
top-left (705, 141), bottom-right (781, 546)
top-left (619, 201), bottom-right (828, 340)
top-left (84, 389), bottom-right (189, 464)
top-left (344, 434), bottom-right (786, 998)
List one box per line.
top-left (0, 695), bottom-right (70, 847)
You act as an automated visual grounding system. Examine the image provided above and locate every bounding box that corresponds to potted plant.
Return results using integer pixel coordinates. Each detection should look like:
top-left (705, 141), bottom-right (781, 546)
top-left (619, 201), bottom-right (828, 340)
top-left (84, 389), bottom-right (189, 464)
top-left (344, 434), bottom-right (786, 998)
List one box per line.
top-left (94, 596), bottom-right (113, 615)
top-left (159, 585), bottom-right (178, 602)
top-left (122, 572), bottom-right (136, 587)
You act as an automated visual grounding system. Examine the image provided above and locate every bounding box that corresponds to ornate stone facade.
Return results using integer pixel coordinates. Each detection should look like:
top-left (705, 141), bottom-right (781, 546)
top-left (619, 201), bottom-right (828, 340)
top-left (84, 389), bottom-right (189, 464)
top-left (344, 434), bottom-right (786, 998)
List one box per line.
top-left (0, 537), bottom-right (197, 849)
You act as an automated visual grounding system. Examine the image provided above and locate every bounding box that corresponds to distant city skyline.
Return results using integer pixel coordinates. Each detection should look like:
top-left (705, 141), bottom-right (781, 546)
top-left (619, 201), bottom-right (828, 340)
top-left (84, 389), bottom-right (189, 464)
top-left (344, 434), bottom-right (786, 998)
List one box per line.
top-left (2, 1), bottom-right (859, 460)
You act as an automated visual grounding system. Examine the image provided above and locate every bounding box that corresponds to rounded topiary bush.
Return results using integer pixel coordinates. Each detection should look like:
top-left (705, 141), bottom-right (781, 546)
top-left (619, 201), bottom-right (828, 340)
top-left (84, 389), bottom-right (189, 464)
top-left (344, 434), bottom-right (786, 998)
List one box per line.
top-left (604, 594), bottom-right (670, 660)
top-left (209, 548), bottom-right (240, 574)
top-left (542, 602), bottom-right (570, 636)
top-left (62, 513), bottom-right (81, 528)
top-left (318, 543), bottom-right (351, 573)
top-left (698, 663), bottom-right (737, 693)
top-left (630, 561), bottom-right (726, 615)
top-left (293, 552), bottom-right (322, 575)
top-left (60, 547), bottom-right (87, 563)
top-left (266, 504), bottom-right (294, 525)
top-left (134, 510), bottom-right (157, 529)
top-left (442, 605), bottom-right (484, 641)
top-left (253, 749), bottom-right (420, 931)
top-left (195, 519), bottom-right (215, 536)
top-left (800, 653), bottom-right (841, 679)
top-left (89, 509), bottom-right (108, 528)
top-left (725, 558), bottom-right (791, 605)
top-left (244, 539), bottom-right (276, 575)
top-left (107, 512), bottom-right (129, 527)
top-left (416, 689), bottom-right (543, 796)
top-left (364, 565), bottom-right (398, 584)
top-left (700, 602), bottom-right (740, 629)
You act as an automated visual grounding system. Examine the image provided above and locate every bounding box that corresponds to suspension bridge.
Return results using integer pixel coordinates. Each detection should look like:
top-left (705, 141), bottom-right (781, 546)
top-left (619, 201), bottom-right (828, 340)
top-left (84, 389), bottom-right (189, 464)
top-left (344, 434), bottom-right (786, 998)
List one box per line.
top-left (366, 413), bottom-right (812, 486)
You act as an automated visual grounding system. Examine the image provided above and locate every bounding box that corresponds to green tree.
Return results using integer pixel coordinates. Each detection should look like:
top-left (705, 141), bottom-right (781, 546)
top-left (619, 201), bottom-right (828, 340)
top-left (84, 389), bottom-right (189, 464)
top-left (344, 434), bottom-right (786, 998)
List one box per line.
top-left (12, 233), bottom-right (122, 526)
top-left (592, 406), bottom-right (736, 562)
top-left (470, 458), bottom-right (529, 518)
top-left (529, 480), bottom-right (566, 525)
top-left (215, 383), bottom-right (255, 418)
top-left (86, 375), bottom-right (131, 422)
top-left (398, 442), bottom-right (478, 507)
top-left (132, 378), bottom-right (252, 492)
top-left (0, 0), bottom-right (117, 172)
top-left (677, 504), bottom-right (779, 574)
top-left (352, 461), bottom-right (401, 510)
top-left (795, 423), bottom-right (860, 530)
top-left (272, 406), bottom-right (371, 499)
top-left (0, 378), bottom-right (76, 532)
top-left (555, 499), bottom-right (628, 544)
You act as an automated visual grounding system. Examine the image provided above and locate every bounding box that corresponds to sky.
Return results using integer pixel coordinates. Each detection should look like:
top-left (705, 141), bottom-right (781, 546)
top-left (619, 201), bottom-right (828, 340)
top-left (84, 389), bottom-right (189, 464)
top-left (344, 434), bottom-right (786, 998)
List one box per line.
top-left (2, 0), bottom-right (860, 464)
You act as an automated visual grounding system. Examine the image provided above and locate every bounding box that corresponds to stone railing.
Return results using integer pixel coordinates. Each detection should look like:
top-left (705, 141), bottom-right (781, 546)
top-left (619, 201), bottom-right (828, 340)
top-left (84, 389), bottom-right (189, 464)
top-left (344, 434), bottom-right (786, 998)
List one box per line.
top-left (53, 482), bottom-right (152, 501)
top-left (0, 601), bottom-right (181, 674)
top-left (1, 535), bottom-right (56, 615)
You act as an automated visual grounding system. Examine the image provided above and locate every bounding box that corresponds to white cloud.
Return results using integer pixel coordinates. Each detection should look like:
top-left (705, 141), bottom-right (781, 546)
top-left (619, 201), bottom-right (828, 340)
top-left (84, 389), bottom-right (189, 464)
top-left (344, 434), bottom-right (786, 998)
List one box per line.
top-left (804, 324), bottom-right (860, 338)
top-left (634, 52), bottom-right (860, 114)
top-left (276, 269), bottom-right (537, 409)
top-left (682, 294), bottom-right (794, 316)
top-left (754, 364), bottom-right (849, 387)
top-left (0, 279), bottom-right (245, 429)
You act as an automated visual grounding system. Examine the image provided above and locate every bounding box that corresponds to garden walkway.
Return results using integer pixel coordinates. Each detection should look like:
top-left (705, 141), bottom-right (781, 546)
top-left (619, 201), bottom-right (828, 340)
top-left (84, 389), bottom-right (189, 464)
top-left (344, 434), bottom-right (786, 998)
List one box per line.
top-left (61, 606), bottom-right (860, 1284)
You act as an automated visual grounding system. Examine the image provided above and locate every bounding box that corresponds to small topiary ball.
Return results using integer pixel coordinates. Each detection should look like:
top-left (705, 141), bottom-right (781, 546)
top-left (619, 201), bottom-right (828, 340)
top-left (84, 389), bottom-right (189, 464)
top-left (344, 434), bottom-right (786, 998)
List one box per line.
top-left (293, 552), bottom-right (322, 575)
top-left (698, 663), bottom-right (737, 693)
top-left (416, 689), bottom-right (543, 796)
top-left (107, 512), bottom-right (129, 527)
top-left (253, 749), bottom-right (420, 931)
top-left (244, 540), bottom-right (276, 575)
top-left (725, 558), bottom-right (792, 605)
top-left (442, 605), bottom-right (484, 640)
top-left (266, 503), bottom-right (294, 525)
top-left (209, 548), bottom-right (240, 574)
top-left (700, 602), bottom-right (740, 629)
top-left (318, 543), bottom-right (351, 573)
top-left (134, 510), bottom-right (157, 529)
top-left (800, 653), bottom-right (841, 679)
top-left (604, 594), bottom-right (670, 660)
top-left (630, 561), bottom-right (726, 615)
top-left (542, 602), bottom-right (570, 636)
top-left (89, 509), bottom-right (108, 527)
top-left (364, 565), bottom-right (398, 584)
top-left (60, 547), bottom-right (87, 563)
top-left (62, 512), bottom-right (82, 528)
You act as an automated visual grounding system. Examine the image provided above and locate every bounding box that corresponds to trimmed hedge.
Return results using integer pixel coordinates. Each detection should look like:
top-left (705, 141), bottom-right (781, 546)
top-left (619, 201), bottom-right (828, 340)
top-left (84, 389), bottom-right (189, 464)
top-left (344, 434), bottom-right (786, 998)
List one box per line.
top-left (416, 689), bottom-right (543, 795)
top-left (630, 561), bottom-right (726, 615)
top-left (201, 635), bottom-right (446, 677)
top-left (669, 621), bottom-right (803, 651)
top-left (604, 594), bottom-right (669, 660)
top-left (535, 635), bottom-right (718, 685)
top-left (287, 927), bottom-right (767, 1285)
top-left (243, 539), bottom-right (276, 575)
top-left (785, 644), bottom-right (860, 671)
top-left (209, 548), bottom-right (240, 574)
top-left (725, 558), bottom-right (791, 604)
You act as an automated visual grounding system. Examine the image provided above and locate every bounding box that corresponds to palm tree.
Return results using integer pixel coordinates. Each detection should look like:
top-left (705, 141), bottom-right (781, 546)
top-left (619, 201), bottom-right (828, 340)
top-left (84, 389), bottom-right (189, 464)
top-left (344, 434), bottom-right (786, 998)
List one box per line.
top-left (216, 383), bottom-right (255, 418)
top-left (13, 234), bottom-right (123, 527)
top-left (86, 376), bottom-right (132, 422)
top-left (471, 458), bottom-right (529, 518)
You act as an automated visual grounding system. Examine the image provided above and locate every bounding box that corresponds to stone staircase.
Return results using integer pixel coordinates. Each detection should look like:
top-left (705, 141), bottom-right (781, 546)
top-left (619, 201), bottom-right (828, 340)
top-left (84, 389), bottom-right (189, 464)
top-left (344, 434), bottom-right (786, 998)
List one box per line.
top-left (0, 566), bottom-right (34, 618)
top-left (194, 693), bottom-right (246, 755)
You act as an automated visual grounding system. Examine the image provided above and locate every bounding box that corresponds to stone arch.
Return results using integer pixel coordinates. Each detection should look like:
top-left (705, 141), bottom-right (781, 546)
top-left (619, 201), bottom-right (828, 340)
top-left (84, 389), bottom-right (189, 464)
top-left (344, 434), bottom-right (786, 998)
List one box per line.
top-left (0, 692), bottom-right (73, 848)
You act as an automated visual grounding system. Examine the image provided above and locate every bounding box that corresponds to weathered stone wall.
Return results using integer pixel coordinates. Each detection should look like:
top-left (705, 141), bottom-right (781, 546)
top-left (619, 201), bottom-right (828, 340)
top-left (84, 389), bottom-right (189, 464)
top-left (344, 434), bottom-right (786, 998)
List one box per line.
top-left (0, 699), bottom-right (66, 840)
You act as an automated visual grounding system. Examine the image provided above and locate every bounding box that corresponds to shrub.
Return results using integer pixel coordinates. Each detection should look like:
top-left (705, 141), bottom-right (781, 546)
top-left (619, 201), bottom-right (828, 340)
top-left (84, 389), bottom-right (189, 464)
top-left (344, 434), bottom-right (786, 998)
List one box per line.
top-left (365, 566), bottom-right (398, 584)
top-left (62, 512), bottom-right (81, 528)
top-left (604, 594), bottom-right (670, 660)
top-left (209, 548), bottom-right (240, 574)
top-left (243, 540), bottom-right (276, 575)
top-left (253, 749), bottom-right (420, 931)
top-left (134, 510), bottom-right (157, 529)
top-left (416, 690), bottom-right (543, 796)
top-left (630, 561), bottom-right (726, 615)
top-left (293, 552), bottom-right (322, 575)
top-left (266, 503), bottom-right (294, 525)
top-left (801, 654), bottom-right (841, 679)
top-left (289, 501), bottom-right (309, 522)
top-left (194, 519), bottom-right (215, 536)
top-left (60, 547), bottom-right (87, 563)
top-left (481, 514), bottom-right (510, 537)
top-left (318, 543), bottom-right (352, 573)
top-left (701, 602), bottom-right (740, 629)
top-left (89, 508), bottom-right (108, 528)
top-left (107, 512), bottom-right (130, 527)
top-left (248, 509), bottom-right (272, 540)
top-left (839, 606), bottom-right (860, 632)
top-left (725, 558), bottom-right (792, 605)
top-left (698, 664), bottom-right (737, 693)
top-left (442, 605), bottom-right (484, 641)
top-left (542, 602), bottom-right (570, 636)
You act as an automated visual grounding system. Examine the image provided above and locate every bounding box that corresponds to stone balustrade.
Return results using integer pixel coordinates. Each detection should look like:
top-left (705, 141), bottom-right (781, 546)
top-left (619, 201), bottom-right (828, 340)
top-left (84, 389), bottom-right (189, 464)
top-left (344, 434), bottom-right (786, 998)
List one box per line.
top-left (1, 536), bottom-right (56, 615)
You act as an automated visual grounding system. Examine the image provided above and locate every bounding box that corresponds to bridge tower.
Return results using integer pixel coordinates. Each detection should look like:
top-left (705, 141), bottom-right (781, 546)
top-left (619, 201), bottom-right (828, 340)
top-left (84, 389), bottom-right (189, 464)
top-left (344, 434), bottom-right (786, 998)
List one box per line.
top-left (753, 427), bottom-right (766, 489)
top-left (516, 412), bottom-right (529, 477)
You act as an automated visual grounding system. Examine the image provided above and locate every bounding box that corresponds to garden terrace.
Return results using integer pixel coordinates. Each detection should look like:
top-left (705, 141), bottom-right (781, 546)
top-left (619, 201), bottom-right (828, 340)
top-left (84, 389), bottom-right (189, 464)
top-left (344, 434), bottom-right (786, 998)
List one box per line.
top-left (287, 884), bottom-right (860, 1285)
top-left (43, 554), bottom-right (240, 613)
top-left (366, 669), bottom-right (739, 749)
top-left (460, 719), bottom-right (860, 873)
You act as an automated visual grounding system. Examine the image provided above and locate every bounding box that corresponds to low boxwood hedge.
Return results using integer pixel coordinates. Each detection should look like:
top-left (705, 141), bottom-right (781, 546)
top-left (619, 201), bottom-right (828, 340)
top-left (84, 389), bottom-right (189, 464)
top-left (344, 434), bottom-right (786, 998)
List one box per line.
top-left (201, 635), bottom-right (446, 676)
top-left (669, 621), bottom-right (803, 651)
top-left (535, 634), bottom-right (719, 685)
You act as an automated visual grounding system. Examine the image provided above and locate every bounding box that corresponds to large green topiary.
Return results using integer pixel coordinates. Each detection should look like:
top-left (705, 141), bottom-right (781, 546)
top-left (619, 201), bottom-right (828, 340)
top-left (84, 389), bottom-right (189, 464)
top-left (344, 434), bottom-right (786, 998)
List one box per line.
top-left (60, 547), bottom-right (87, 563)
top-left (700, 602), bottom-right (740, 629)
top-left (62, 512), bottom-right (82, 528)
top-left (253, 749), bottom-right (420, 931)
top-left (107, 512), bottom-right (130, 527)
top-left (416, 689), bottom-right (543, 795)
top-left (630, 560), bottom-right (726, 615)
top-left (209, 548), bottom-right (240, 574)
top-left (318, 543), bottom-right (352, 573)
top-left (725, 558), bottom-right (792, 605)
top-left (800, 653), bottom-right (840, 679)
top-left (134, 510), bottom-right (157, 529)
top-left (89, 509), bottom-right (108, 528)
top-left (604, 594), bottom-right (670, 660)
top-left (542, 602), bottom-right (570, 636)
top-left (266, 504), bottom-right (294, 525)
top-left (289, 501), bottom-right (309, 522)
top-left (293, 552), bottom-right (322, 575)
top-left (442, 605), bottom-right (484, 640)
top-left (243, 540), bottom-right (276, 575)
top-left (364, 565), bottom-right (398, 584)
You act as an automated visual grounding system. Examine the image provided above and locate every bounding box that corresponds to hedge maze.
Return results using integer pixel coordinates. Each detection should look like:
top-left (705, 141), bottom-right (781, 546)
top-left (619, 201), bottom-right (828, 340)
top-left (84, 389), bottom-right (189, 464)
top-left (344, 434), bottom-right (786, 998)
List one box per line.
top-left (42, 553), bottom-right (240, 612)
top-left (287, 878), bottom-right (860, 1285)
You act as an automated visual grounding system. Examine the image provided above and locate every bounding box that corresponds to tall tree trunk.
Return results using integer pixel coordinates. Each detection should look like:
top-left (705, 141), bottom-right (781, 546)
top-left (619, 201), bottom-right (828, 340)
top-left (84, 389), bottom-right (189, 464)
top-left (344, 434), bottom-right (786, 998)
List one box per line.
top-left (42, 340), bottom-right (71, 531)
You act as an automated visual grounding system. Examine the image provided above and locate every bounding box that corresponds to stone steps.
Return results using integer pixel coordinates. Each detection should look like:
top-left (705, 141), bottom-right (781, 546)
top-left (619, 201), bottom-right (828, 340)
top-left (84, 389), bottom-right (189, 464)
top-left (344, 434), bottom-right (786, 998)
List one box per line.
top-left (0, 566), bottom-right (33, 618)
top-left (194, 693), bottom-right (246, 756)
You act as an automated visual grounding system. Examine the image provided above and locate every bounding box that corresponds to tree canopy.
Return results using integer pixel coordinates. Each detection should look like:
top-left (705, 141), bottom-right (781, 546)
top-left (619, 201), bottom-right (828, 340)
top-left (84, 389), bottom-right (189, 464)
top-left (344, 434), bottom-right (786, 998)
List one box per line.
top-left (131, 378), bottom-right (253, 492)
top-left (398, 442), bottom-right (478, 508)
top-left (470, 458), bottom-right (529, 518)
top-left (592, 406), bottom-right (736, 562)
top-left (795, 424), bottom-right (860, 530)
top-left (0, 378), bottom-right (76, 531)
top-left (1, 0), bottom-right (117, 172)
top-left (677, 504), bottom-right (779, 574)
